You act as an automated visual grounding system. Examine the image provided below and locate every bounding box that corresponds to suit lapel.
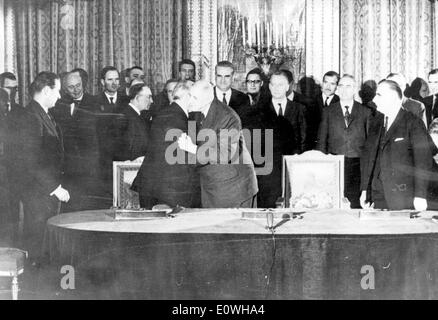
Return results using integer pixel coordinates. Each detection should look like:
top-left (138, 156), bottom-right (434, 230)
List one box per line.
top-left (334, 104), bottom-right (347, 129)
top-left (30, 101), bottom-right (59, 139)
top-left (382, 109), bottom-right (405, 147)
top-left (348, 102), bottom-right (360, 127)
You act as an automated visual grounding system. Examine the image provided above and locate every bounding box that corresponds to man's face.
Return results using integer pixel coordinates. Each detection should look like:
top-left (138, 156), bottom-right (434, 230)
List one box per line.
top-left (246, 74), bottom-right (263, 94)
top-left (269, 75), bottom-right (289, 99)
top-left (179, 64), bottom-right (195, 81)
top-left (46, 79), bottom-right (61, 108)
top-left (429, 73), bottom-right (438, 95)
top-left (322, 75), bottom-right (338, 96)
top-left (337, 77), bottom-right (355, 101)
top-left (136, 86), bottom-right (153, 111)
top-left (166, 81), bottom-right (178, 103)
top-left (101, 70), bottom-right (120, 93)
top-left (126, 68), bottom-right (144, 85)
top-left (215, 66), bottom-right (234, 92)
top-left (188, 84), bottom-right (212, 112)
top-left (65, 76), bottom-right (83, 100)
top-left (2, 78), bottom-right (18, 102)
top-left (373, 83), bottom-right (396, 115)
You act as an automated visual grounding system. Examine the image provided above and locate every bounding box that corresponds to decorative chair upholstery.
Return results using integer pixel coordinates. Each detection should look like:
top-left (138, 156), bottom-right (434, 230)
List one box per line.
top-left (0, 248), bottom-right (28, 300)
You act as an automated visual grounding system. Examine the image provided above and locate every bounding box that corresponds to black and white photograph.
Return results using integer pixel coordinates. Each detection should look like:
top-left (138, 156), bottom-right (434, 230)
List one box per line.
top-left (1, 0), bottom-right (438, 305)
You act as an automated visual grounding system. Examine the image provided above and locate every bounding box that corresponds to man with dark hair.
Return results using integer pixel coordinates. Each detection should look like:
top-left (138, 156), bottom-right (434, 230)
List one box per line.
top-left (178, 59), bottom-right (196, 81)
top-left (135, 80), bottom-right (200, 208)
top-left (316, 74), bottom-right (371, 208)
top-left (422, 69), bottom-right (438, 127)
top-left (50, 72), bottom-right (99, 212)
top-left (0, 72), bottom-right (22, 113)
top-left (361, 80), bottom-right (432, 210)
top-left (94, 66), bottom-right (122, 112)
top-left (16, 72), bottom-right (69, 263)
top-left (214, 61), bottom-right (249, 115)
top-left (113, 84), bottom-right (153, 161)
top-left (123, 66), bottom-right (145, 96)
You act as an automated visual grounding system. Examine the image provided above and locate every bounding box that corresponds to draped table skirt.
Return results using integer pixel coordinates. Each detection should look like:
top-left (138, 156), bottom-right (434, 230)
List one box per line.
top-left (45, 209), bottom-right (438, 299)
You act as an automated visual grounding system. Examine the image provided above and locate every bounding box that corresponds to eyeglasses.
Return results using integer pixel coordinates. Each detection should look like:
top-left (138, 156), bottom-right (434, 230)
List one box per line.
top-left (246, 80), bottom-right (262, 85)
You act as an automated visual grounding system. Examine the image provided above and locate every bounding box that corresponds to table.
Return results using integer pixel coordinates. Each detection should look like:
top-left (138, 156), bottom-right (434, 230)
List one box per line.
top-left (46, 209), bottom-right (438, 299)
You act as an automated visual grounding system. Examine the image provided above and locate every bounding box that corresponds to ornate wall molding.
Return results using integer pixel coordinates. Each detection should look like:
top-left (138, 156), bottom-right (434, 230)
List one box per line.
top-left (187, 0), bottom-right (217, 83)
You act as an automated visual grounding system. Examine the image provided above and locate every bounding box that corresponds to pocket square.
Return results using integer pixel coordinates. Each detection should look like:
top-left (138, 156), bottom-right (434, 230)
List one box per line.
top-left (394, 138), bottom-right (404, 142)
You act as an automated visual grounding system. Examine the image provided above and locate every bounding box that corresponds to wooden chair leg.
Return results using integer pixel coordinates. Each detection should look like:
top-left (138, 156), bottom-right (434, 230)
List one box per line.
top-left (11, 276), bottom-right (18, 300)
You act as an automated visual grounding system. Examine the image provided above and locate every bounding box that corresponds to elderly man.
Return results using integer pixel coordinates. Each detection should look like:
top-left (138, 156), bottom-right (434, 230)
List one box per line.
top-left (316, 74), bottom-right (372, 208)
top-left (387, 73), bottom-right (427, 127)
top-left (360, 80), bottom-right (432, 210)
top-left (50, 72), bottom-right (99, 212)
top-left (134, 80), bottom-right (199, 208)
top-left (16, 72), bottom-right (69, 263)
top-left (113, 84), bottom-right (153, 161)
top-left (178, 80), bottom-right (258, 208)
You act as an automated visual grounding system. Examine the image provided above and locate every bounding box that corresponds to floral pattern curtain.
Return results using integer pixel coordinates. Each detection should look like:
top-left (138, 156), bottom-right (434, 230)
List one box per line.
top-left (8, 0), bottom-right (185, 105)
top-left (340, 0), bottom-right (433, 84)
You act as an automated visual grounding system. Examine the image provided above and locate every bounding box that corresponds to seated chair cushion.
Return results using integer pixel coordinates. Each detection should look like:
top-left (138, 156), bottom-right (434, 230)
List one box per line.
top-left (0, 248), bottom-right (27, 274)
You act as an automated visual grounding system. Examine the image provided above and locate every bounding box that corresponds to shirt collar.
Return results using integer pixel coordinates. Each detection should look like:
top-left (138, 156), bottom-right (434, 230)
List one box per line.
top-left (129, 103), bottom-right (141, 115)
top-left (340, 100), bottom-right (354, 113)
top-left (322, 93), bottom-right (334, 104)
top-left (104, 91), bottom-right (117, 103)
top-left (215, 87), bottom-right (232, 101)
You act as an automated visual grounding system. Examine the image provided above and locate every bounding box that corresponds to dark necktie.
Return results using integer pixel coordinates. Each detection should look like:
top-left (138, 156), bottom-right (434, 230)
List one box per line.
top-left (278, 103), bottom-right (283, 117)
top-left (344, 106), bottom-right (351, 127)
top-left (109, 97), bottom-right (115, 105)
top-left (222, 93), bottom-right (227, 105)
top-left (325, 96), bottom-right (330, 107)
top-left (72, 100), bottom-right (80, 115)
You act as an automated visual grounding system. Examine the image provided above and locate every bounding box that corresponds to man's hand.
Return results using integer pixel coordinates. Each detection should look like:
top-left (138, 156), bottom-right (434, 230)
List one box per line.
top-left (177, 133), bottom-right (197, 154)
top-left (413, 197), bottom-right (427, 211)
top-left (360, 190), bottom-right (374, 209)
top-left (51, 185), bottom-right (70, 202)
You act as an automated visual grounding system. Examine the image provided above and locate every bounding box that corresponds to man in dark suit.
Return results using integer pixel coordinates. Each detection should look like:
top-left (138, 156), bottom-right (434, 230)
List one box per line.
top-left (135, 80), bottom-right (199, 208)
top-left (254, 72), bottom-right (307, 208)
top-left (113, 83), bottom-right (153, 161)
top-left (422, 69), bottom-right (438, 127)
top-left (0, 72), bottom-right (21, 113)
top-left (360, 80), bottom-right (432, 211)
top-left (316, 74), bottom-right (372, 208)
top-left (50, 72), bottom-right (99, 212)
top-left (213, 60), bottom-right (250, 116)
top-left (178, 80), bottom-right (258, 208)
top-left (151, 78), bottom-right (178, 113)
top-left (16, 72), bottom-right (69, 262)
top-left (94, 66), bottom-right (123, 112)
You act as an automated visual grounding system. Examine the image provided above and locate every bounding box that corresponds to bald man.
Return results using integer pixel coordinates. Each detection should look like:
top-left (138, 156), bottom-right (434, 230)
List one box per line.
top-left (360, 80), bottom-right (432, 211)
top-left (50, 72), bottom-right (99, 212)
top-left (178, 80), bottom-right (258, 208)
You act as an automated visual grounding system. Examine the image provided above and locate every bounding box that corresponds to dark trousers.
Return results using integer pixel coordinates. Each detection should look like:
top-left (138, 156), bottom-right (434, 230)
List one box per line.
top-left (22, 193), bottom-right (60, 261)
top-left (344, 157), bottom-right (361, 209)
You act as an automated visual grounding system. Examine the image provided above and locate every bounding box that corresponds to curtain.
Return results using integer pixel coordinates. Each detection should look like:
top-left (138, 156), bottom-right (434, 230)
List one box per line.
top-left (9, 0), bottom-right (185, 106)
top-left (340, 0), bottom-right (433, 84)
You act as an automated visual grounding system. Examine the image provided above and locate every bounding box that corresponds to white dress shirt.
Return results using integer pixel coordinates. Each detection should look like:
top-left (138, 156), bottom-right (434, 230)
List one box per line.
top-left (272, 98), bottom-right (288, 116)
top-left (322, 93), bottom-right (335, 107)
top-left (105, 91), bottom-right (118, 104)
top-left (215, 88), bottom-right (232, 105)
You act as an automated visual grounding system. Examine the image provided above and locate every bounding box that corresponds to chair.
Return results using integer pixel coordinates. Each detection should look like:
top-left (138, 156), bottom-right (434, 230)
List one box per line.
top-left (279, 150), bottom-right (350, 210)
top-left (0, 248), bottom-right (27, 300)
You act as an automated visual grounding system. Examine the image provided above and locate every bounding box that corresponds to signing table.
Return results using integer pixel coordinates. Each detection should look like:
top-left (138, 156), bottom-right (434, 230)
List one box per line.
top-left (46, 209), bottom-right (438, 299)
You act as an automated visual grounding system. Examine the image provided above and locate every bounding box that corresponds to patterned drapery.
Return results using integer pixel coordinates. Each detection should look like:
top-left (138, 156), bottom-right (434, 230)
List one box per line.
top-left (340, 0), bottom-right (433, 84)
top-left (8, 0), bottom-right (185, 105)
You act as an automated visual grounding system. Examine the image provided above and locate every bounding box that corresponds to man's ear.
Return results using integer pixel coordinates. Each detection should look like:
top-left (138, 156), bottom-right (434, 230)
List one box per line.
top-left (100, 79), bottom-right (105, 88)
